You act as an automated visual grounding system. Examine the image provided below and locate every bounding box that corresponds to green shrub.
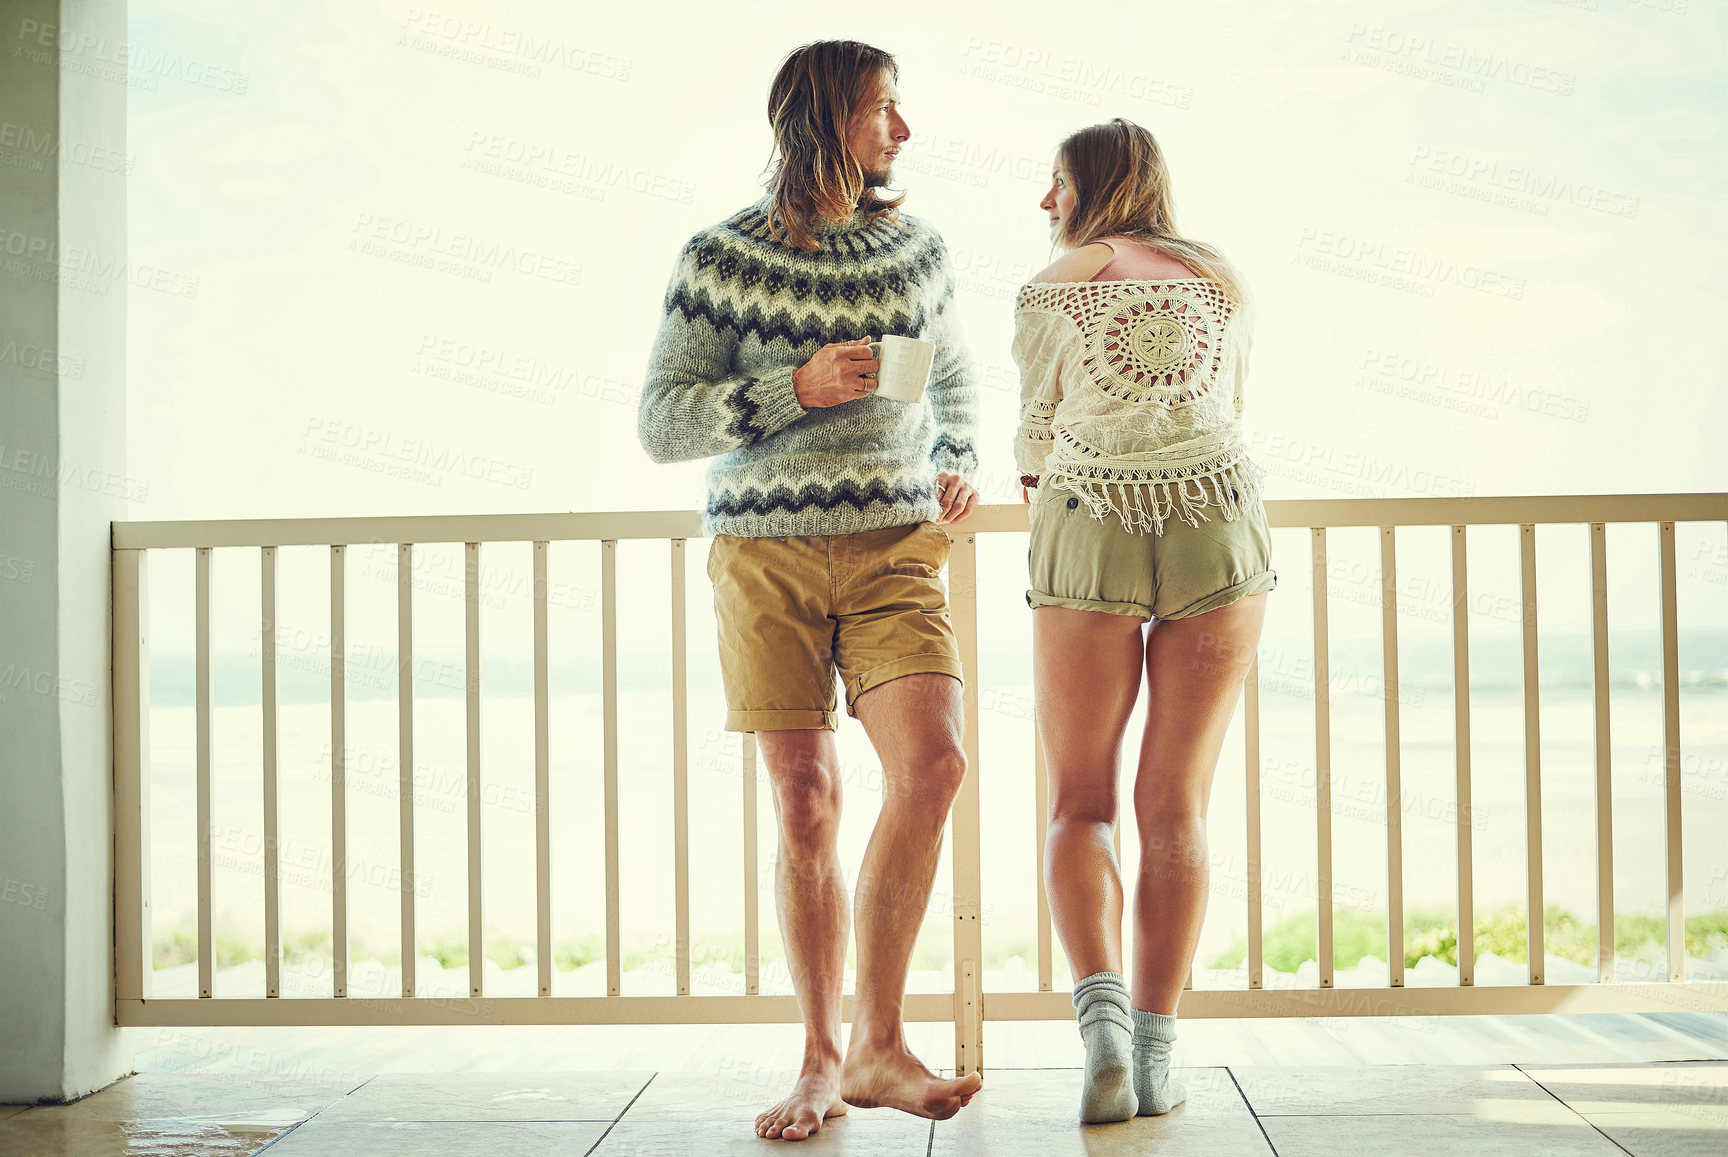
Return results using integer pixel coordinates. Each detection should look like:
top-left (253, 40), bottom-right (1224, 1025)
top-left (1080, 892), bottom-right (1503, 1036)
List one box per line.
top-left (1208, 906), bottom-right (1728, 972)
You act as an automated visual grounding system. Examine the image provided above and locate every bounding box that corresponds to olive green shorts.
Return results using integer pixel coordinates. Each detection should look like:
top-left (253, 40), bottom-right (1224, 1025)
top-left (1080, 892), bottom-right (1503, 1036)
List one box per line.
top-left (1026, 483), bottom-right (1278, 621)
top-left (707, 521), bottom-right (963, 732)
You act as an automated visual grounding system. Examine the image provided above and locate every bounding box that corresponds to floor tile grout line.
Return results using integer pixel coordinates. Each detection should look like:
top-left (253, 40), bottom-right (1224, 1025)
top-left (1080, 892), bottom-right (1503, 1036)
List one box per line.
top-left (250, 1071), bottom-right (379, 1149)
top-left (1225, 1066), bottom-right (1281, 1156)
top-left (583, 1071), bottom-right (659, 1157)
top-left (1513, 1065), bottom-right (1636, 1157)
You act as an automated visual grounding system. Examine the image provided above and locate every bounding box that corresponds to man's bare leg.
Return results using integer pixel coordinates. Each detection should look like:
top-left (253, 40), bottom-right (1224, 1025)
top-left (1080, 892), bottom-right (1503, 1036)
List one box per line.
top-left (842, 673), bottom-right (984, 1118)
top-left (753, 728), bottom-right (851, 1141)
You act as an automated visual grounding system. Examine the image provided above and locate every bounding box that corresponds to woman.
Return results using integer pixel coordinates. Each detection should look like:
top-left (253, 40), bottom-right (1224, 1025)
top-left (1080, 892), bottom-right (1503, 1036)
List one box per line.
top-left (1012, 117), bottom-right (1276, 1124)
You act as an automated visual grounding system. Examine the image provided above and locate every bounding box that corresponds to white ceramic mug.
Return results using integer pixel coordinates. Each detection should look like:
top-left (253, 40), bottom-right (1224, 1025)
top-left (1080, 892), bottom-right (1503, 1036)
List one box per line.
top-left (867, 335), bottom-right (936, 403)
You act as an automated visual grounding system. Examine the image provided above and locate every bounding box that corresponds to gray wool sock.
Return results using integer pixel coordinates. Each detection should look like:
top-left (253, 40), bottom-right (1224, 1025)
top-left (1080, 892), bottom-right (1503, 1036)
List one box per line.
top-left (1131, 1008), bottom-right (1188, 1115)
top-left (1071, 971), bottom-right (1138, 1123)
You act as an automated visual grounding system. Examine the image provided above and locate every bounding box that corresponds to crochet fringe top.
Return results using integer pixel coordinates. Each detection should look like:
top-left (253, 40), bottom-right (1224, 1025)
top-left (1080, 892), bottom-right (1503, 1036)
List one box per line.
top-left (1011, 270), bottom-right (1264, 535)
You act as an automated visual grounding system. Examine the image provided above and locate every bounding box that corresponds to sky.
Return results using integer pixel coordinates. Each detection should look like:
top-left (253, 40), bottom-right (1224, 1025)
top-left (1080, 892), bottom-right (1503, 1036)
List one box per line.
top-left (117, 0), bottom-right (1726, 655)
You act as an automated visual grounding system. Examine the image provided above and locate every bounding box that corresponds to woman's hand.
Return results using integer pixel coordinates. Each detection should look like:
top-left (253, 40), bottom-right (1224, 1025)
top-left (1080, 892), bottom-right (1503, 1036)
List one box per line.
top-left (935, 471), bottom-right (979, 525)
top-left (792, 337), bottom-right (878, 408)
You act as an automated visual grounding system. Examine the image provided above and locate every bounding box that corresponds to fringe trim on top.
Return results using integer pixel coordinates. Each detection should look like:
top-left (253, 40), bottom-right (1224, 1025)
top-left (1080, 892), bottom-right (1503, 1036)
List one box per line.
top-left (1048, 457), bottom-right (1266, 537)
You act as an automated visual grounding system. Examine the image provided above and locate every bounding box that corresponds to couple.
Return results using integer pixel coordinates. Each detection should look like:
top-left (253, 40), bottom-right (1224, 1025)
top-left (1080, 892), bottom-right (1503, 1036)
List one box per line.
top-left (637, 39), bottom-right (1276, 1139)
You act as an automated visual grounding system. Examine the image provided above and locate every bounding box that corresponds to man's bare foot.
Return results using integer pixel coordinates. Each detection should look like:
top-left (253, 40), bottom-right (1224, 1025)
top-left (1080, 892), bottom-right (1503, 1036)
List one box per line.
top-left (754, 1064), bottom-right (849, 1142)
top-left (841, 1043), bottom-right (984, 1119)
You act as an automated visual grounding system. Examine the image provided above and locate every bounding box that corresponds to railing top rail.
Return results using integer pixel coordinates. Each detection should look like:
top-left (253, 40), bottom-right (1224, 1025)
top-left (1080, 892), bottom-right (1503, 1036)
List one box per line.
top-left (109, 493), bottom-right (1727, 550)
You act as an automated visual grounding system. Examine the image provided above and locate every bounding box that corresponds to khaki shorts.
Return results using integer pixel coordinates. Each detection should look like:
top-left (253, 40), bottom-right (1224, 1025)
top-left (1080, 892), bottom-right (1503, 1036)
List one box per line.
top-left (707, 521), bottom-right (963, 731)
top-left (1027, 483), bottom-right (1278, 621)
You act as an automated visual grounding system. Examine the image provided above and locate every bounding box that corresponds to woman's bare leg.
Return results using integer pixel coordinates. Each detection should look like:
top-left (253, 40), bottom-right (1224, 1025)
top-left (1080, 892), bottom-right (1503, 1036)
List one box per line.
top-left (1130, 592), bottom-right (1268, 1013)
top-left (1033, 606), bottom-right (1146, 980)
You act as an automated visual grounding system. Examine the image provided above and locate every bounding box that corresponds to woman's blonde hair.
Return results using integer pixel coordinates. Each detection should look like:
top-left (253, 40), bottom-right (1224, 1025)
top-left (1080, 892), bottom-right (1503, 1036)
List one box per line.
top-left (763, 41), bottom-right (903, 252)
top-left (1055, 117), bottom-right (1246, 301)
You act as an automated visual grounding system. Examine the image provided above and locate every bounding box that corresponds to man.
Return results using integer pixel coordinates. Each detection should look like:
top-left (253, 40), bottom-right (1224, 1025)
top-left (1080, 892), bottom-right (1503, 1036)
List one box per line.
top-left (638, 39), bottom-right (983, 1143)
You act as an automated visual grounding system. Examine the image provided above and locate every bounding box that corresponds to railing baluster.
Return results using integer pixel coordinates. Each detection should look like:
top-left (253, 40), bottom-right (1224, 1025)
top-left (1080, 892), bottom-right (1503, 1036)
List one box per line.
top-left (1381, 527), bottom-right (1404, 987)
top-left (465, 542), bottom-right (482, 997)
top-left (331, 544), bottom-right (347, 998)
top-left (398, 544), bottom-right (416, 999)
top-left (535, 541), bottom-right (551, 998)
top-left (1520, 525), bottom-right (1544, 984)
top-left (1312, 528), bottom-right (1333, 988)
top-left (1452, 525), bottom-right (1475, 986)
top-left (743, 731), bottom-right (759, 996)
top-left (1245, 650), bottom-right (1262, 991)
top-left (262, 547), bottom-right (281, 999)
top-left (114, 549), bottom-right (153, 1002)
top-left (949, 531), bottom-right (985, 1074)
top-left (196, 546), bottom-right (213, 999)
top-left (1034, 727), bottom-right (1052, 993)
top-left (671, 539), bottom-right (690, 997)
top-left (602, 540), bottom-right (621, 996)
top-left (1590, 524), bottom-right (1614, 984)
top-left (1659, 522), bottom-right (1684, 981)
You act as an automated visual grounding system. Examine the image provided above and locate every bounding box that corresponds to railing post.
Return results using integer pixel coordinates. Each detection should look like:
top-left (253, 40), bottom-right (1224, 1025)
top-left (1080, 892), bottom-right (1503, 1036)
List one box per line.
top-left (1311, 528), bottom-right (1333, 989)
top-left (534, 541), bottom-right (552, 998)
top-left (1519, 525), bottom-right (1544, 985)
top-left (1589, 524), bottom-right (1615, 983)
top-left (262, 546), bottom-right (281, 998)
top-left (113, 548), bottom-right (152, 1002)
top-left (948, 529), bottom-right (984, 1075)
top-left (196, 546), bottom-right (213, 999)
top-left (1658, 522), bottom-right (1684, 981)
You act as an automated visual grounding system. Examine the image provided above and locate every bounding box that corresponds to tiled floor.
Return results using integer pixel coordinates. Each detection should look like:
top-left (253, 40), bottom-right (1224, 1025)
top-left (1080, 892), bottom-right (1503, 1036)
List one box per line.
top-left (2, 1060), bottom-right (1723, 1155)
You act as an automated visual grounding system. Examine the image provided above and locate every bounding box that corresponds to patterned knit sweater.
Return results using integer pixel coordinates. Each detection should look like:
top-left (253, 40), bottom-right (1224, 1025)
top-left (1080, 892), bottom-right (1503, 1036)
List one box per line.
top-left (639, 196), bottom-right (978, 537)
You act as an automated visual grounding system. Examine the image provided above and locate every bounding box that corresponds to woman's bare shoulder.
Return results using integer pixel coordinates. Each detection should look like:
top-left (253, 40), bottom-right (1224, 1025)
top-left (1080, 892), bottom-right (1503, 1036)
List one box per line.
top-left (1030, 243), bottom-right (1114, 284)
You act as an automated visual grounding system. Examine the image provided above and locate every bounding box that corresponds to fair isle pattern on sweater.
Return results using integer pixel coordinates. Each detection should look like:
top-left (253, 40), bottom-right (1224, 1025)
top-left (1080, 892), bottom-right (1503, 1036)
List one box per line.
top-left (638, 197), bottom-right (979, 538)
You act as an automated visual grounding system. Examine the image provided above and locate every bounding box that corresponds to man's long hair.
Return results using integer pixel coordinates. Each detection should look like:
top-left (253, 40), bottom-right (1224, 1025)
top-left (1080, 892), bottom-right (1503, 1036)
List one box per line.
top-left (764, 40), bottom-right (904, 252)
top-left (1055, 117), bottom-right (1246, 302)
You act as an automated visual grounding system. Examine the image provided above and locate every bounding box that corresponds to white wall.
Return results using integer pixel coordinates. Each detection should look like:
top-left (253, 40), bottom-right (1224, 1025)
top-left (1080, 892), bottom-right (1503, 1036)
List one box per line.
top-left (0, 0), bottom-right (132, 1104)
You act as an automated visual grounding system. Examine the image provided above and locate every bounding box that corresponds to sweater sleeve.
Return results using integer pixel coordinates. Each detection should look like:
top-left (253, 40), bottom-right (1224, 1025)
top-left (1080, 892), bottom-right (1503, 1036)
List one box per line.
top-left (923, 235), bottom-right (980, 478)
top-left (637, 237), bottom-right (808, 465)
top-left (1011, 307), bottom-right (1070, 479)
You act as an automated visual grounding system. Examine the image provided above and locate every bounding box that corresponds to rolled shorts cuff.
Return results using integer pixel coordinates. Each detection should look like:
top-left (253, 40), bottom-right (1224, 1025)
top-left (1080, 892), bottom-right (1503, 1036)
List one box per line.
top-left (724, 708), bottom-right (840, 733)
top-left (1025, 589), bottom-right (1151, 621)
top-left (844, 653), bottom-right (965, 716)
top-left (1160, 569), bottom-right (1279, 621)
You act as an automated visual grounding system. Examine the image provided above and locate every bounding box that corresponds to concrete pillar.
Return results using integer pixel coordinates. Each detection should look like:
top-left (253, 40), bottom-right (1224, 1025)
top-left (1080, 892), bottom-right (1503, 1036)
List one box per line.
top-left (0, 0), bottom-right (133, 1102)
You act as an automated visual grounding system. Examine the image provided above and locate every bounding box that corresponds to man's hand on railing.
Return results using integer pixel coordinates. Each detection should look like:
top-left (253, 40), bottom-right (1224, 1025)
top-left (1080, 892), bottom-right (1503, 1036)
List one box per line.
top-left (936, 471), bottom-right (980, 525)
top-left (792, 336), bottom-right (879, 408)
